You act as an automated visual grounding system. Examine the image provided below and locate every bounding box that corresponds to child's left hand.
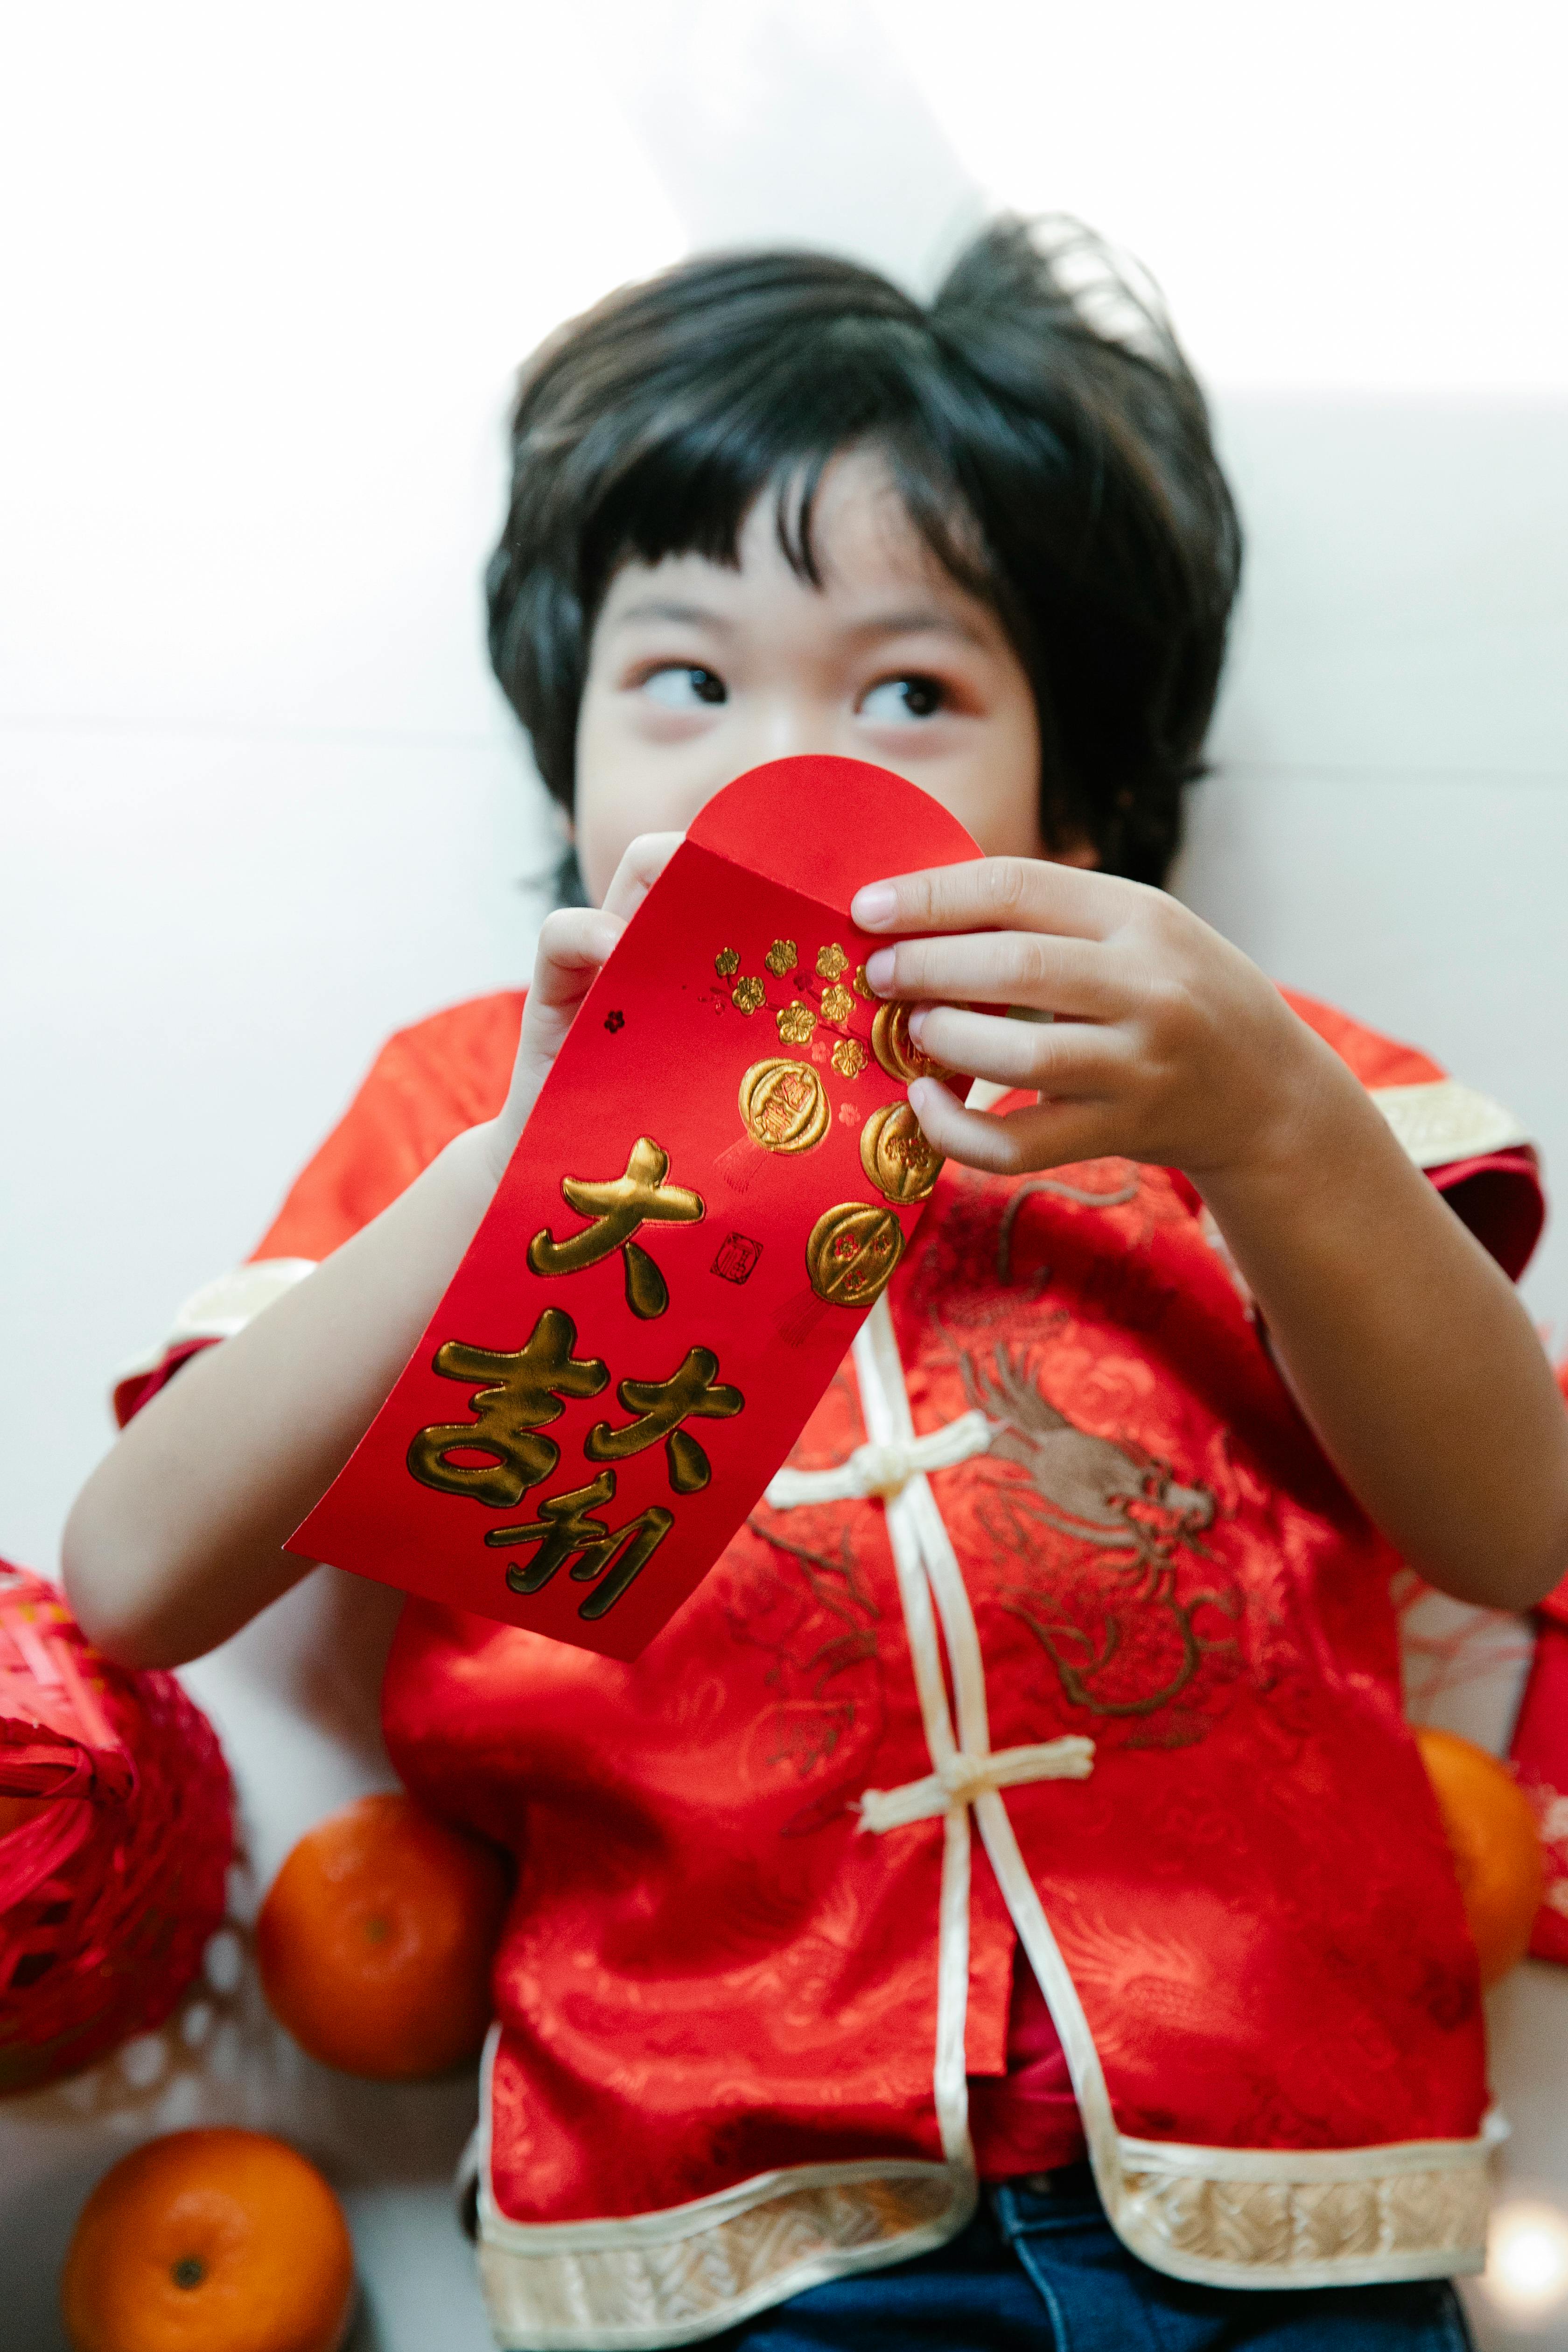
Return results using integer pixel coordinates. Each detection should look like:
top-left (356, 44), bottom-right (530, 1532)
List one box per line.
top-left (854, 852), bottom-right (1568, 1617)
top-left (853, 855), bottom-right (1333, 1187)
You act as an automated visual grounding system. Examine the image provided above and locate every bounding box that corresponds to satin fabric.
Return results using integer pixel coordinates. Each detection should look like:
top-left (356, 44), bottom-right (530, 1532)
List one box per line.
top-left (971, 1965), bottom-right (1084, 2178)
top-left (382, 1134), bottom-right (1496, 2225)
top-left (134, 984), bottom-right (1543, 2226)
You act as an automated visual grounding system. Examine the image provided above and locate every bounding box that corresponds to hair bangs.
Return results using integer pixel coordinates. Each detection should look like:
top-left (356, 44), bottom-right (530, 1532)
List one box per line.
top-left (577, 311), bottom-right (987, 619)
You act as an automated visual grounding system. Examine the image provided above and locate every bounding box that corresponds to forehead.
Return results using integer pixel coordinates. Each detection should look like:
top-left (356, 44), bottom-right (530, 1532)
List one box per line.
top-left (598, 449), bottom-right (996, 635)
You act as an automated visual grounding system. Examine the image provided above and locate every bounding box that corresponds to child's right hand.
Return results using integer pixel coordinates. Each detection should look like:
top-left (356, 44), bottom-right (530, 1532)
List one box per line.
top-left (486, 833), bottom-right (682, 1180)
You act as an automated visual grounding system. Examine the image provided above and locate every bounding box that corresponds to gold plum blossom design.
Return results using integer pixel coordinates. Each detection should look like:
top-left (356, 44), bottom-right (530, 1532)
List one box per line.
top-left (816, 944), bottom-right (849, 980)
top-left (764, 939), bottom-right (798, 978)
top-left (831, 1036), bottom-right (868, 1079)
top-left (731, 977), bottom-right (766, 1015)
top-left (820, 984), bottom-right (854, 1023)
top-left (714, 948), bottom-right (740, 977)
top-left (777, 1001), bottom-right (817, 1045)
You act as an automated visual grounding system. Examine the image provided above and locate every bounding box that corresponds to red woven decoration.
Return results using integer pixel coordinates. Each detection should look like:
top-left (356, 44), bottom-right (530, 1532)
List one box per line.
top-left (0, 1561), bottom-right (232, 2095)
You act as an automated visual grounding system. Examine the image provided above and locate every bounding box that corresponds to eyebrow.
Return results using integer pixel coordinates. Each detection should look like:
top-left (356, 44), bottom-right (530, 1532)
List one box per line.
top-left (610, 598), bottom-right (987, 648)
top-left (611, 598), bottom-right (733, 633)
top-left (847, 607), bottom-right (987, 648)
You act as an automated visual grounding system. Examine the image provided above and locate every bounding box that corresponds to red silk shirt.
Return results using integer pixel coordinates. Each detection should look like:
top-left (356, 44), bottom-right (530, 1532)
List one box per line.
top-left (119, 987), bottom-right (1547, 2337)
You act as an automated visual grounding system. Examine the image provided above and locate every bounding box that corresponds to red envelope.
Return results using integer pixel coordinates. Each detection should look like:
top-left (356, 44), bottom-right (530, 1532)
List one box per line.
top-left (289, 756), bottom-right (980, 1659)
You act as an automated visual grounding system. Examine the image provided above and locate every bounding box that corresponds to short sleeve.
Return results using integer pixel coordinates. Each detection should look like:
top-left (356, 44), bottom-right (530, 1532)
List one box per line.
top-left (1281, 986), bottom-right (1544, 1283)
top-left (112, 990), bottom-right (525, 1425)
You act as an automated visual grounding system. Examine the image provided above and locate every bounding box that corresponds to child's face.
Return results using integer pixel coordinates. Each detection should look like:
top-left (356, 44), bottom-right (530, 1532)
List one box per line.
top-left (573, 448), bottom-right (1070, 905)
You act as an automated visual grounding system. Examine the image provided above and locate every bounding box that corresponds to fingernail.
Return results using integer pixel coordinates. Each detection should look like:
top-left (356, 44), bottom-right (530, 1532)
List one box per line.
top-left (851, 882), bottom-right (896, 927)
top-left (907, 1007), bottom-right (928, 1041)
top-left (864, 947), bottom-right (895, 992)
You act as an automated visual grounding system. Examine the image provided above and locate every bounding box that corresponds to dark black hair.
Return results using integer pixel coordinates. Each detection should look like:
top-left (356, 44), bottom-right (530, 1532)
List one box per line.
top-left (486, 217), bottom-right (1240, 887)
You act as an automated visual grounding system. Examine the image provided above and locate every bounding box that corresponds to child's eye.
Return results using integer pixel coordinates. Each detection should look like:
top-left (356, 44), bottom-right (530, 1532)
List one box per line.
top-left (859, 676), bottom-right (945, 723)
top-left (640, 665), bottom-right (727, 709)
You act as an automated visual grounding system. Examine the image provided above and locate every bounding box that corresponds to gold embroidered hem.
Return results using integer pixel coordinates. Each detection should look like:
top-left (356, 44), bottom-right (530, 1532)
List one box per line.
top-left (476, 2122), bottom-right (971, 2349)
top-left (471, 2137), bottom-right (1491, 2349)
top-left (1110, 2131), bottom-right (1493, 2289)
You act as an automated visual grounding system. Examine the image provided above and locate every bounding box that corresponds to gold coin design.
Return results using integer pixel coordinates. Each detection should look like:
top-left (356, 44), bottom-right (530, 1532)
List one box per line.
top-left (870, 1000), bottom-right (961, 1088)
top-left (860, 1102), bottom-right (943, 1203)
top-left (777, 1000), bottom-right (816, 1045)
top-left (816, 943), bottom-right (848, 980)
top-left (830, 1036), bottom-right (868, 1079)
top-left (819, 983), bottom-right (854, 1023)
top-left (738, 1058), bottom-right (830, 1154)
top-left (806, 1201), bottom-right (906, 1307)
top-left (764, 938), bottom-right (798, 977)
top-left (731, 976), bottom-right (765, 1015)
top-left (714, 947), bottom-right (740, 977)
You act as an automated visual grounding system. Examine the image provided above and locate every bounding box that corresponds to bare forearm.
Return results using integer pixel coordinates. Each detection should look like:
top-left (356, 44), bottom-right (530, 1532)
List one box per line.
top-left (1201, 1059), bottom-right (1568, 1611)
top-left (63, 1122), bottom-right (502, 1668)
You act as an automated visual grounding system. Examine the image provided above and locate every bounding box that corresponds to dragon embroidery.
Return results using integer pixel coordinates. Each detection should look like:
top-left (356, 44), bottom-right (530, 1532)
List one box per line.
top-left (956, 1342), bottom-right (1243, 1732)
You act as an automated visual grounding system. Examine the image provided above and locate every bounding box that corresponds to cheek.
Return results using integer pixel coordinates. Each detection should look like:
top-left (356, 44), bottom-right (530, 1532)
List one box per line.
top-left (955, 693), bottom-right (1045, 861)
top-left (575, 795), bottom-right (648, 911)
top-left (570, 691), bottom-right (641, 906)
top-left (571, 680), bottom-right (725, 905)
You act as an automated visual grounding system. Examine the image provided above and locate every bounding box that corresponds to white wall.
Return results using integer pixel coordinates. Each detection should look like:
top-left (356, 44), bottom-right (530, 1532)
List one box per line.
top-left (3, 7), bottom-right (1567, 2348)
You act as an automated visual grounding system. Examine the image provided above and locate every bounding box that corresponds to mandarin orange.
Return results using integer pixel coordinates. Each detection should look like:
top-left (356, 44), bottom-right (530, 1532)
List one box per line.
top-left (255, 1790), bottom-right (510, 2078)
top-left (1416, 1726), bottom-right (1546, 1987)
top-left (61, 2127), bottom-right (355, 2352)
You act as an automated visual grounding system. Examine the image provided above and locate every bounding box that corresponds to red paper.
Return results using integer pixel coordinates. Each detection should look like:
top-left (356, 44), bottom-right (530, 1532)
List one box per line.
top-left (290, 756), bottom-right (980, 1659)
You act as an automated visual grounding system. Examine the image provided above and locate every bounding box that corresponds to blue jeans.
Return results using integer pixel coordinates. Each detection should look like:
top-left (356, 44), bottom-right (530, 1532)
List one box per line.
top-left (707, 2166), bottom-right (1474, 2351)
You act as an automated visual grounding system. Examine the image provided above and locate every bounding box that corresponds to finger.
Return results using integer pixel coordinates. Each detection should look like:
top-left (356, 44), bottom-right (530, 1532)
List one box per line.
top-left (851, 856), bottom-right (1131, 944)
top-left (505, 906), bottom-right (633, 1149)
top-left (528, 908), bottom-right (625, 1007)
top-left (863, 928), bottom-right (1129, 1017)
top-left (908, 1004), bottom-right (1128, 1093)
top-left (517, 911), bottom-right (628, 1083)
top-left (602, 831), bottom-right (684, 922)
top-left (909, 1077), bottom-right (1119, 1177)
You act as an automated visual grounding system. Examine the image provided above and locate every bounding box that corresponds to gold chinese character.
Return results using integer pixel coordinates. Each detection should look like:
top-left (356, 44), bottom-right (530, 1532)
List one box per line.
top-left (816, 944), bottom-right (848, 980)
top-left (584, 1345), bottom-right (745, 1495)
top-left (714, 948), bottom-right (740, 977)
top-left (739, 1057), bottom-right (829, 1152)
top-left (764, 939), bottom-right (798, 977)
top-left (831, 1036), bottom-right (868, 1079)
top-left (731, 976), bottom-right (765, 1015)
top-left (486, 1471), bottom-right (675, 1621)
top-left (776, 1001), bottom-right (816, 1045)
top-left (819, 984), bottom-right (854, 1023)
top-left (528, 1137), bottom-right (704, 1320)
top-left (407, 1309), bottom-right (608, 1507)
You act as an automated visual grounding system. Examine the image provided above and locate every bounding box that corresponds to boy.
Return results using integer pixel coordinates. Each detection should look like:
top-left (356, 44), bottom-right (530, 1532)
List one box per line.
top-left (67, 221), bottom-right (1567, 2349)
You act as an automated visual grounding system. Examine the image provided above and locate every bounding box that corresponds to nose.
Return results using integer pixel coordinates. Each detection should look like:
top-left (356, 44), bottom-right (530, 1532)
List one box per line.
top-left (671, 694), bottom-right (853, 835)
top-left (729, 692), bottom-right (843, 774)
